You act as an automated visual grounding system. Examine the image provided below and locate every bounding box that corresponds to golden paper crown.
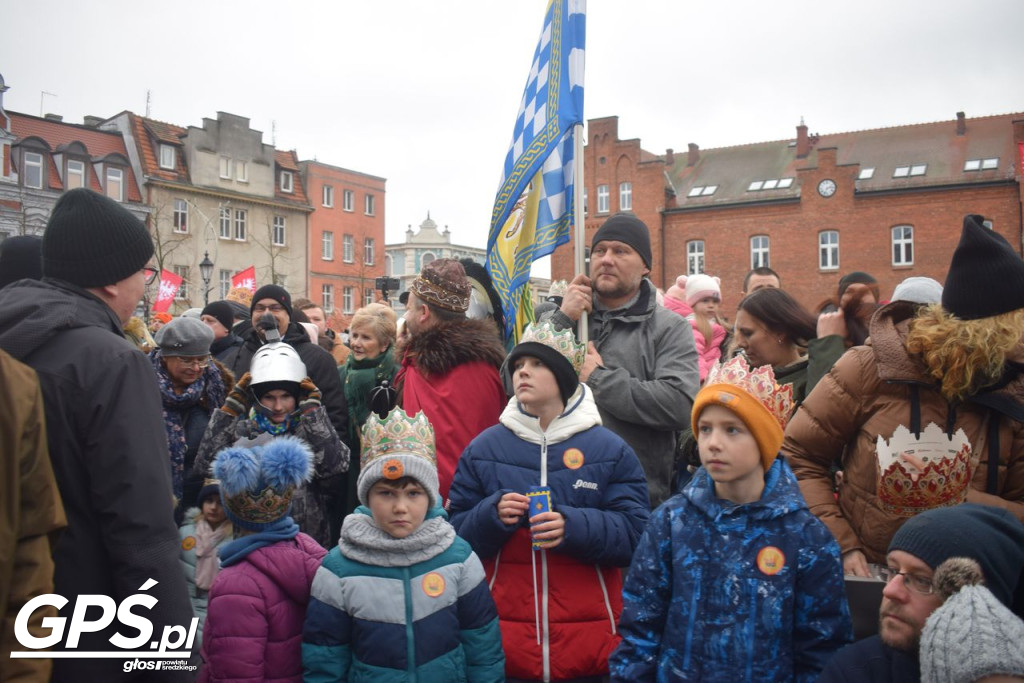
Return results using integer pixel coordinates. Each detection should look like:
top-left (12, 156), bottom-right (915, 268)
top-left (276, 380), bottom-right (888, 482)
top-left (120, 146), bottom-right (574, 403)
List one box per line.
top-left (518, 321), bottom-right (586, 375)
top-left (547, 280), bottom-right (569, 299)
top-left (360, 407), bottom-right (437, 471)
top-left (703, 355), bottom-right (795, 430)
top-left (875, 423), bottom-right (974, 517)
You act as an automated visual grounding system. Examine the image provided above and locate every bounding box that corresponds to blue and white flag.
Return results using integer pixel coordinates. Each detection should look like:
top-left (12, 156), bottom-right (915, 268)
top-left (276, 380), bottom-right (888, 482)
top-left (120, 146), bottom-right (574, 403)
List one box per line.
top-left (487, 0), bottom-right (585, 340)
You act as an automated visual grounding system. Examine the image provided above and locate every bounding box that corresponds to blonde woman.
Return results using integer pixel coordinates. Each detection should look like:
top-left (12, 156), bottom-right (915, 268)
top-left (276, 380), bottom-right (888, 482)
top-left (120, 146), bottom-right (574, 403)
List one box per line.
top-left (785, 215), bottom-right (1024, 576)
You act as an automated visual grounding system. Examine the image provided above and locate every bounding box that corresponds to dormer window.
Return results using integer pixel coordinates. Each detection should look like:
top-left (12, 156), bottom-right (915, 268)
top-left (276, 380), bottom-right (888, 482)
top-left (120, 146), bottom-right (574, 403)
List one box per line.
top-left (159, 144), bottom-right (176, 170)
top-left (280, 171), bottom-right (294, 193)
top-left (23, 151), bottom-right (44, 189)
top-left (66, 159), bottom-right (86, 189)
top-left (106, 167), bottom-right (124, 201)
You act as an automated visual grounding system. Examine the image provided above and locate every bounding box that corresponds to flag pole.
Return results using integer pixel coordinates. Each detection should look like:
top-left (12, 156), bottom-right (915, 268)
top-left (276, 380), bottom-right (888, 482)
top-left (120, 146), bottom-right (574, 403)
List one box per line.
top-left (572, 121), bottom-right (588, 345)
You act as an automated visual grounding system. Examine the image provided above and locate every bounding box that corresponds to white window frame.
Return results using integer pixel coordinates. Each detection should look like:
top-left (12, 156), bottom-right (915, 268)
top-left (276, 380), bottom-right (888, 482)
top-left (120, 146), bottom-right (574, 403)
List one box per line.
top-left (173, 265), bottom-right (189, 300)
top-left (619, 182), bottom-right (632, 211)
top-left (236, 161), bottom-right (248, 182)
top-left (750, 235), bottom-right (770, 269)
top-left (342, 286), bottom-right (354, 314)
top-left (66, 159), bottom-right (86, 189)
top-left (173, 199), bottom-right (189, 233)
top-left (687, 185), bottom-right (718, 197)
top-left (280, 171), bottom-right (294, 194)
top-left (364, 194), bottom-right (375, 215)
top-left (364, 288), bottom-right (375, 306)
top-left (219, 207), bottom-right (231, 239)
top-left (106, 167), bottom-right (124, 201)
top-left (233, 208), bottom-right (247, 241)
top-left (23, 152), bottom-right (43, 189)
top-left (686, 240), bottom-right (705, 275)
top-left (892, 225), bottom-right (914, 266)
top-left (322, 185), bottom-right (334, 207)
top-left (343, 234), bottom-right (354, 263)
top-left (364, 238), bottom-right (375, 265)
top-left (219, 269), bottom-right (232, 299)
top-left (321, 284), bottom-right (334, 313)
top-left (159, 144), bottom-right (176, 170)
top-left (819, 230), bottom-right (839, 271)
top-left (322, 231), bottom-right (334, 260)
top-left (597, 185), bottom-right (609, 213)
top-left (272, 215), bottom-right (286, 246)
top-left (219, 156), bottom-right (232, 179)
top-left (343, 189), bottom-right (354, 212)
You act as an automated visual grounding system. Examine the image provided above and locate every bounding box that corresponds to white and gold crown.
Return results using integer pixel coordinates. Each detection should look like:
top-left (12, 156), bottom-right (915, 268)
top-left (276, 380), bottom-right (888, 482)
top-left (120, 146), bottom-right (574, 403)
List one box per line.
top-left (875, 423), bottom-right (974, 517)
top-left (703, 355), bottom-right (796, 430)
top-left (519, 321), bottom-right (586, 375)
top-left (359, 407), bottom-right (436, 471)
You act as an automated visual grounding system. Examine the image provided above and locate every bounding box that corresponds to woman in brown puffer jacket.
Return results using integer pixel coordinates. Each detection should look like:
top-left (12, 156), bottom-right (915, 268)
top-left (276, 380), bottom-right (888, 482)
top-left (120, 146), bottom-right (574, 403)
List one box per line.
top-left (784, 215), bottom-right (1024, 576)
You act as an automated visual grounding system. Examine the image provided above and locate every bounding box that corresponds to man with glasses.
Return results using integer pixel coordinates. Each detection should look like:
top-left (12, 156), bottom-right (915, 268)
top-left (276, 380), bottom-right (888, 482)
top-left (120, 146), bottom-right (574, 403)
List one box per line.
top-left (820, 503), bottom-right (1024, 682)
top-left (0, 188), bottom-right (194, 680)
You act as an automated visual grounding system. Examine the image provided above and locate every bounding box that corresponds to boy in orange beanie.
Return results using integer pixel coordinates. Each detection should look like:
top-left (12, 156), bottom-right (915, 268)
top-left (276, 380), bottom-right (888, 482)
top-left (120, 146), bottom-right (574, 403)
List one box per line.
top-left (611, 356), bottom-right (852, 681)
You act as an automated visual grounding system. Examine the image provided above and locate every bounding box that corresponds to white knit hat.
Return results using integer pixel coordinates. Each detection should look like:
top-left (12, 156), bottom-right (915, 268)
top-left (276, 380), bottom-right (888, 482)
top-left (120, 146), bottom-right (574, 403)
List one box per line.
top-left (920, 557), bottom-right (1024, 683)
top-left (682, 274), bottom-right (721, 306)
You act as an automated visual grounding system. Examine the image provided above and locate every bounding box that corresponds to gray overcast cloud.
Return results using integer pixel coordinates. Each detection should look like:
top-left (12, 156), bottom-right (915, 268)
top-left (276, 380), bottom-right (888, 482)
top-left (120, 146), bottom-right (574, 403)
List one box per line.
top-left (3, 0), bottom-right (1022, 276)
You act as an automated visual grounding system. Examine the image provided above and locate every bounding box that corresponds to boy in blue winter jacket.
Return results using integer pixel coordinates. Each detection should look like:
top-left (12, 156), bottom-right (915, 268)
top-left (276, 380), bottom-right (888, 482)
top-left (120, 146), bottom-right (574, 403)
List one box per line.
top-left (302, 407), bottom-right (504, 682)
top-left (610, 356), bottom-right (852, 682)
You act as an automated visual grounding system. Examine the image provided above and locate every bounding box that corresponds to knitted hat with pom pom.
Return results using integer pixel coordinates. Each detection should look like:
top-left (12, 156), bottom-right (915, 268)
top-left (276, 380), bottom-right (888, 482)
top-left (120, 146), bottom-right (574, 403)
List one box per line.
top-left (212, 435), bottom-right (312, 531)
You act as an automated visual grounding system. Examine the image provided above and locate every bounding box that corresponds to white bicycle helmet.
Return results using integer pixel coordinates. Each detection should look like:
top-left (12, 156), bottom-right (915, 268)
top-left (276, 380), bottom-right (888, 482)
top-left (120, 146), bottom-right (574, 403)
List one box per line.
top-left (250, 342), bottom-right (306, 386)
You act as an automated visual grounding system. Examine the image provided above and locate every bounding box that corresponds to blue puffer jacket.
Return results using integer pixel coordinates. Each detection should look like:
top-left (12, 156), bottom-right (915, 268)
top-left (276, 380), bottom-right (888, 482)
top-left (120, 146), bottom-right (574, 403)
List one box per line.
top-left (449, 385), bottom-right (650, 681)
top-left (610, 458), bottom-right (852, 683)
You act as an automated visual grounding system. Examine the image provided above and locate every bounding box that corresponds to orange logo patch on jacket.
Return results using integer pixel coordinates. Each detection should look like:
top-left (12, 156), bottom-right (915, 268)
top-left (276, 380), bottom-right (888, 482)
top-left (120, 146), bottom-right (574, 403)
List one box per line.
top-left (756, 546), bottom-right (785, 575)
top-left (422, 572), bottom-right (445, 597)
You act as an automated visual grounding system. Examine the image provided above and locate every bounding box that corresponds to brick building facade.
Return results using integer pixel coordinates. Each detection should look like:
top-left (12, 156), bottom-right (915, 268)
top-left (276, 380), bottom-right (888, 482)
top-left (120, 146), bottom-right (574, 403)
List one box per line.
top-left (552, 114), bottom-right (1024, 315)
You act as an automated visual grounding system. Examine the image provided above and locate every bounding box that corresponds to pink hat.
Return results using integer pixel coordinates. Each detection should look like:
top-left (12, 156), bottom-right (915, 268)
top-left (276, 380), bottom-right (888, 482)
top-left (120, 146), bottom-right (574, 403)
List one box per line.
top-left (664, 275), bottom-right (687, 303)
top-left (680, 274), bottom-right (721, 306)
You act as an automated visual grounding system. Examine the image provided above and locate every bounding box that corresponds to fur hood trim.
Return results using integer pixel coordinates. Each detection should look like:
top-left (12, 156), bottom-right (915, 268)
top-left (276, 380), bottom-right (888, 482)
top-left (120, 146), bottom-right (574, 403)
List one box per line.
top-left (400, 317), bottom-right (506, 377)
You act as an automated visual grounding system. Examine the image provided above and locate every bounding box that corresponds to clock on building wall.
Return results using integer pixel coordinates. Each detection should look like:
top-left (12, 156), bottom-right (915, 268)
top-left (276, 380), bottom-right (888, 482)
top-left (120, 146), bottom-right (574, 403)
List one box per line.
top-left (817, 179), bottom-right (837, 198)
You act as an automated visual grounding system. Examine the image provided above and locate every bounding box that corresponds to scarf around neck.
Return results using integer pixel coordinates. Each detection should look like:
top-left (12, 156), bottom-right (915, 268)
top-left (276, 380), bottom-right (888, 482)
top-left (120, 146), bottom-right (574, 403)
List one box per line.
top-left (192, 517), bottom-right (231, 589)
top-left (149, 350), bottom-right (227, 501)
top-left (339, 508), bottom-right (454, 567)
top-left (343, 346), bottom-right (396, 442)
top-left (218, 516), bottom-right (300, 567)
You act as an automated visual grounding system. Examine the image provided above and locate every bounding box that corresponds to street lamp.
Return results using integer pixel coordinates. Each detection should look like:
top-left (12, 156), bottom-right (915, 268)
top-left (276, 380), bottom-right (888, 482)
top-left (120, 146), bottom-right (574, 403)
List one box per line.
top-left (199, 251), bottom-right (214, 305)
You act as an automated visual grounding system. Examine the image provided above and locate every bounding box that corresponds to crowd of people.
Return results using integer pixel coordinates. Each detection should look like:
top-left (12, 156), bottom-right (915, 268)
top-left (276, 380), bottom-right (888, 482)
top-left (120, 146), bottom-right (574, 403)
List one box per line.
top-left (2, 187), bottom-right (1023, 683)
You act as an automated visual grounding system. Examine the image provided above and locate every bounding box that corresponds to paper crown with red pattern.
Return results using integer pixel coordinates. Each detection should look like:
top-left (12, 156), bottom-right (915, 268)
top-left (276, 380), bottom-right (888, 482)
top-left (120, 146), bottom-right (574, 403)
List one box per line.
top-left (357, 408), bottom-right (440, 509)
top-left (875, 423), bottom-right (973, 517)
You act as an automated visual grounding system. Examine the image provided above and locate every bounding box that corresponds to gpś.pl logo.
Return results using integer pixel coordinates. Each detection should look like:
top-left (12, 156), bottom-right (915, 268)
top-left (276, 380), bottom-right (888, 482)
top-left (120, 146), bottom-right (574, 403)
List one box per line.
top-left (10, 579), bottom-right (198, 672)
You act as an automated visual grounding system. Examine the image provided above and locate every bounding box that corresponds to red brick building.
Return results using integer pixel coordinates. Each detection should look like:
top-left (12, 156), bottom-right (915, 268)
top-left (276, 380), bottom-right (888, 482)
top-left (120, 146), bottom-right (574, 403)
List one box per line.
top-left (299, 160), bottom-right (386, 331)
top-left (552, 113), bottom-right (1024, 315)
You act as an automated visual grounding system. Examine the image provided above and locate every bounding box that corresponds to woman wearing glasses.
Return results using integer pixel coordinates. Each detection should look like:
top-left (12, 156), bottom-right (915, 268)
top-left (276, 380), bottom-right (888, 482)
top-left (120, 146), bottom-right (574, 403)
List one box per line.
top-left (151, 316), bottom-right (233, 524)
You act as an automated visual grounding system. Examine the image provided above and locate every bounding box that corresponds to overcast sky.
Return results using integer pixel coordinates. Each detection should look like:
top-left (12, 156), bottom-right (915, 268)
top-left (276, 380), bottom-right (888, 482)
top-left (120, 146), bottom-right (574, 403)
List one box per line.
top-left (4, 0), bottom-right (1022, 277)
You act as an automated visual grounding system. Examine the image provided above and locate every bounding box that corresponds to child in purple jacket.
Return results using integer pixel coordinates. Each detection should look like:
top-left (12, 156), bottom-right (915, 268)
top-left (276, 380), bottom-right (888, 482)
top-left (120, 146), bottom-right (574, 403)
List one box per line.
top-left (199, 436), bottom-right (326, 682)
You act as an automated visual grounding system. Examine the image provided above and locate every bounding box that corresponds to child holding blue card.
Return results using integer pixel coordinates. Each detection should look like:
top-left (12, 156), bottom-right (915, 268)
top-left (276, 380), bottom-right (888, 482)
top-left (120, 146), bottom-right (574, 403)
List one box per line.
top-left (449, 322), bottom-right (651, 682)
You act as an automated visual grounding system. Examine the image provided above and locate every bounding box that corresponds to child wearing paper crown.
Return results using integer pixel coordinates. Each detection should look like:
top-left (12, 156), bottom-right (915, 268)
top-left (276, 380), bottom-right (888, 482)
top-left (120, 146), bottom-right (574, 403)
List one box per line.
top-left (448, 321), bottom-right (650, 681)
top-left (301, 407), bottom-right (505, 682)
top-left (610, 356), bottom-right (852, 682)
top-left (199, 437), bottom-right (327, 683)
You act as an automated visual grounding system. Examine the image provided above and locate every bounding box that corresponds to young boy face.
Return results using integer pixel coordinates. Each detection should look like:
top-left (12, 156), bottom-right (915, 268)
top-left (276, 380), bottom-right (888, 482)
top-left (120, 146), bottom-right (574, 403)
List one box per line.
top-left (368, 479), bottom-right (429, 539)
top-left (513, 355), bottom-right (562, 409)
top-left (202, 494), bottom-right (227, 527)
top-left (697, 404), bottom-right (764, 490)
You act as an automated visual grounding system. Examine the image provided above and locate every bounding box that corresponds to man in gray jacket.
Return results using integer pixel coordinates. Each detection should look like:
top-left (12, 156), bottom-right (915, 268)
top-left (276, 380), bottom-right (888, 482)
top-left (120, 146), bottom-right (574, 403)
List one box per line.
top-left (544, 213), bottom-right (698, 507)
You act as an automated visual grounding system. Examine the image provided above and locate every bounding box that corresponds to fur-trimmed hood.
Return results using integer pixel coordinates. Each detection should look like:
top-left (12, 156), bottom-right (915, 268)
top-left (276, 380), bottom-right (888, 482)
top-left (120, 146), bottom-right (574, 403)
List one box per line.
top-left (399, 317), bottom-right (506, 378)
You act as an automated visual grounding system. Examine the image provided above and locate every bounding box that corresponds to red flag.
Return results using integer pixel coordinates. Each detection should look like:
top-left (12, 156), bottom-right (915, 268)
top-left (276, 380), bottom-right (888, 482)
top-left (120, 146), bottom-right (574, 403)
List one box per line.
top-left (153, 269), bottom-right (182, 312)
top-left (232, 266), bottom-right (256, 293)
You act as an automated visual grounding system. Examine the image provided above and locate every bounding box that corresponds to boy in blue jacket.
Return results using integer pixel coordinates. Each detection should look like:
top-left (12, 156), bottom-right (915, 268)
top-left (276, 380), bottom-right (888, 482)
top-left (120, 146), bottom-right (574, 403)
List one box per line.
top-left (302, 407), bottom-right (504, 682)
top-left (610, 356), bottom-right (852, 682)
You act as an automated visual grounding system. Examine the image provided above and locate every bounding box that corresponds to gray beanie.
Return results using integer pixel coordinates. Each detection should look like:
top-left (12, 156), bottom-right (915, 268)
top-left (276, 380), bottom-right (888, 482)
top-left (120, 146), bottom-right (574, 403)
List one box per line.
top-left (920, 557), bottom-right (1024, 682)
top-left (155, 316), bottom-right (214, 357)
top-left (891, 276), bottom-right (943, 305)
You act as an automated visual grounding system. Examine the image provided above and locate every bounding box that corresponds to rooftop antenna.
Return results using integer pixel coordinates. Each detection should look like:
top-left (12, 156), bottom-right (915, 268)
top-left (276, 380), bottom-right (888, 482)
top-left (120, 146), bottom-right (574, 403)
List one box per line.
top-left (271, 120), bottom-right (277, 146)
top-left (145, 90), bottom-right (151, 117)
top-left (39, 91), bottom-right (57, 117)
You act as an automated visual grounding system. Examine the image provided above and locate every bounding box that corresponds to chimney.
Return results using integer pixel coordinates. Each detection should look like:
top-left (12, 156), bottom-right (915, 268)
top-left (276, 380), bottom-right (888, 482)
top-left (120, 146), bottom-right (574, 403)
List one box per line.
top-left (687, 143), bottom-right (700, 167)
top-left (665, 148), bottom-right (674, 166)
top-left (83, 115), bottom-right (104, 127)
top-left (796, 119), bottom-right (810, 158)
top-left (956, 111), bottom-right (966, 136)
top-left (44, 113), bottom-right (63, 122)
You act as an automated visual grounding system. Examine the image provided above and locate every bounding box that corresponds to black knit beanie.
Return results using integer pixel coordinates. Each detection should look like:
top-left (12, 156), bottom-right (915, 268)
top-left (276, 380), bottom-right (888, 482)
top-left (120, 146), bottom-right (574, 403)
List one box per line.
top-left (504, 342), bottom-right (579, 407)
top-left (42, 188), bottom-right (154, 288)
top-left (942, 215), bottom-right (1024, 320)
top-left (251, 284), bottom-right (293, 318)
top-left (889, 503), bottom-right (1024, 607)
top-left (202, 301), bottom-right (235, 331)
top-left (592, 213), bottom-right (652, 269)
top-left (0, 235), bottom-right (43, 288)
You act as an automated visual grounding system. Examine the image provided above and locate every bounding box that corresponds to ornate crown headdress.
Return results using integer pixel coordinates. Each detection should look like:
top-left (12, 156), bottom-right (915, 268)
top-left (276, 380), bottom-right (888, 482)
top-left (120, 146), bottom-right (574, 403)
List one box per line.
top-left (360, 407), bottom-right (437, 471)
top-left (703, 355), bottom-right (795, 430)
top-left (875, 423), bottom-right (974, 517)
top-left (547, 280), bottom-right (569, 299)
top-left (519, 321), bottom-right (586, 375)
